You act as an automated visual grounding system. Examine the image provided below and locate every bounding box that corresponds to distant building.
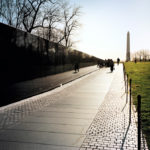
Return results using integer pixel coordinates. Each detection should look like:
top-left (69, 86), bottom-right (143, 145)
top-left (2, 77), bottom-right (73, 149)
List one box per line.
top-left (126, 31), bottom-right (130, 61)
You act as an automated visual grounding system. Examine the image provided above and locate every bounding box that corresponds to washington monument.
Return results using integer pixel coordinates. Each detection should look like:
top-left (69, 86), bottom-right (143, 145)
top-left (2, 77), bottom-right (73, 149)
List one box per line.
top-left (126, 31), bottom-right (130, 61)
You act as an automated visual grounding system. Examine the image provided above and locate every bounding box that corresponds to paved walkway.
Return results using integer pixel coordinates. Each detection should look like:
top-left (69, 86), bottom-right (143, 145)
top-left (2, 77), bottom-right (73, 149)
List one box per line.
top-left (5, 65), bottom-right (99, 104)
top-left (0, 64), bottom-right (148, 150)
top-left (81, 65), bottom-right (138, 150)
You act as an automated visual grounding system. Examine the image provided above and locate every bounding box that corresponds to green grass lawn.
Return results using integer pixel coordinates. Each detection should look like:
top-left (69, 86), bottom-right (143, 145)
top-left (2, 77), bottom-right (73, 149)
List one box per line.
top-left (125, 62), bottom-right (150, 149)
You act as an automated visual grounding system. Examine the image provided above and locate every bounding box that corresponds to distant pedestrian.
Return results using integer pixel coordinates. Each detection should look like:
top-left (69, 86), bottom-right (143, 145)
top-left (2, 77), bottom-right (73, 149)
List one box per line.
top-left (110, 60), bottom-right (114, 72)
top-left (97, 60), bottom-right (101, 69)
top-left (117, 58), bottom-right (120, 65)
top-left (74, 62), bottom-right (79, 72)
top-left (134, 59), bottom-right (137, 63)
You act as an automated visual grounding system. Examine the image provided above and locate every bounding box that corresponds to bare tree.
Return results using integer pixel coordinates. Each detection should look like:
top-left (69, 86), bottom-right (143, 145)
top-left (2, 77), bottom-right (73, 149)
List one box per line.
top-left (34, 0), bottom-right (81, 54)
top-left (0, 0), bottom-right (16, 26)
top-left (0, 0), bottom-right (50, 33)
top-left (63, 6), bottom-right (81, 48)
top-left (31, 1), bottom-right (61, 61)
top-left (131, 51), bottom-right (137, 61)
top-left (21, 0), bottom-right (54, 33)
top-left (0, 0), bottom-right (24, 28)
top-left (0, 0), bottom-right (81, 44)
top-left (0, 0), bottom-right (82, 52)
top-left (132, 49), bottom-right (150, 61)
top-left (56, 2), bottom-right (81, 48)
top-left (141, 49), bottom-right (150, 61)
top-left (15, 0), bottom-right (25, 29)
top-left (0, 0), bottom-right (56, 31)
top-left (43, 2), bottom-right (61, 41)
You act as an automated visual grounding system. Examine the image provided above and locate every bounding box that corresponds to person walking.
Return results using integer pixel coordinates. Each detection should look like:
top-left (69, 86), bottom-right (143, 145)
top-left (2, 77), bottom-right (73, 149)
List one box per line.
top-left (117, 58), bottom-right (120, 65)
top-left (74, 62), bottom-right (79, 72)
top-left (110, 60), bottom-right (114, 72)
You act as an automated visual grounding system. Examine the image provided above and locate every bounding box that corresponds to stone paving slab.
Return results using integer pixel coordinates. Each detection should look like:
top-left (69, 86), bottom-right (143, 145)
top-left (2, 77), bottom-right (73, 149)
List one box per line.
top-left (0, 130), bottom-right (86, 147)
top-left (0, 141), bottom-right (79, 150)
top-left (10, 122), bottom-right (89, 134)
top-left (42, 107), bottom-right (97, 114)
top-left (30, 111), bottom-right (95, 119)
top-left (0, 67), bottom-right (114, 149)
top-left (22, 115), bottom-right (93, 126)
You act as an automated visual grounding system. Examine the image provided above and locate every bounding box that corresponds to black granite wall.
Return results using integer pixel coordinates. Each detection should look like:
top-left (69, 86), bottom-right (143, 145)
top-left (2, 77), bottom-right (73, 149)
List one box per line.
top-left (0, 23), bottom-right (103, 85)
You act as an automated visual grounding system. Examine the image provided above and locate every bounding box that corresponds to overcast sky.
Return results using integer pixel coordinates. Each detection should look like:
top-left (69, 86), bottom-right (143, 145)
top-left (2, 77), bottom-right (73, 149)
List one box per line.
top-left (70, 0), bottom-right (150, 61)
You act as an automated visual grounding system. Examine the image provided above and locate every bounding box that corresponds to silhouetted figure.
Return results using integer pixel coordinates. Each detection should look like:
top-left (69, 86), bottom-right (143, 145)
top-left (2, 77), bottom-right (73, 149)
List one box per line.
top-left (117, 58), bottom-right (120, 65)
top-left (105, 59), bottom-right (110, 67)
top-left (74, 62), bottom-right (79, 72)
top-left (134, 59), bottom-right (137, 63)
top-left (97, 60), bottom-right (102, 69)
top-left (110, 60), bottom-right (114, 72)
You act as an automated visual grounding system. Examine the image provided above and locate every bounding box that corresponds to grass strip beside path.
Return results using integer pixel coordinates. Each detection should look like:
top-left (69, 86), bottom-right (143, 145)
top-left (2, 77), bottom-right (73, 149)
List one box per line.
top-left (125, 62), bottom-right (150, 149)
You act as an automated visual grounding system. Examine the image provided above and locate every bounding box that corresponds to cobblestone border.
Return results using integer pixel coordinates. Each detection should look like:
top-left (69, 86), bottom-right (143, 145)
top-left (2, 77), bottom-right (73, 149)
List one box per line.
top-left (80, 66), bottom-right (149, 150)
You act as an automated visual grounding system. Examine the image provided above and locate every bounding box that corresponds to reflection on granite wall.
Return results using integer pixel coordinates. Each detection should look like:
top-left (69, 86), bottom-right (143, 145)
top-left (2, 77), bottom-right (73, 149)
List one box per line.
top-left (0, 23), bottom-right (103, 84)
